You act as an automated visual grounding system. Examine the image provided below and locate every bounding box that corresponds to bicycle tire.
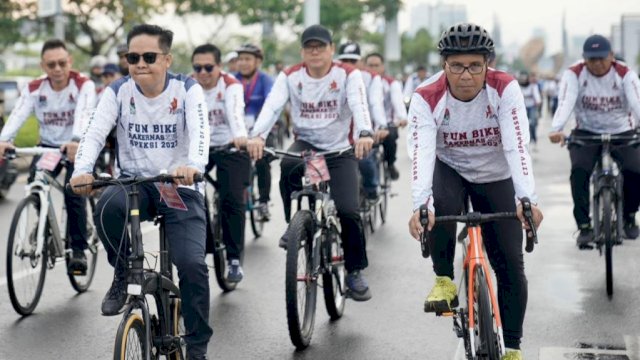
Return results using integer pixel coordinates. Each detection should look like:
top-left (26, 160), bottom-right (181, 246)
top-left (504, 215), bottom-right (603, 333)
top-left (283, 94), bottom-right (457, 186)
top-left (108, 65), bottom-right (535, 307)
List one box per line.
top-left (322, 225), bottom-right (346, 320)
top-left (601, 190), bottom-right (614, 297)
top-left (474, 267), bottom-right (501, 359)
top-left (113, 313), bottom-right (146, 360)
top-left (210, 194), bottom-right (236, 292)
top-left (7, 194), bottom-right (48, 316)
top-left (285, 210), bottom-right (317, 350)
top-left (168, 299), bottom-right (186, 360)
top-left (249, 175), bottom-right (264, 238)
top-left (68, 197), bottom-right (99, 293)
top-left (378, 159), bottom-right (389, 224)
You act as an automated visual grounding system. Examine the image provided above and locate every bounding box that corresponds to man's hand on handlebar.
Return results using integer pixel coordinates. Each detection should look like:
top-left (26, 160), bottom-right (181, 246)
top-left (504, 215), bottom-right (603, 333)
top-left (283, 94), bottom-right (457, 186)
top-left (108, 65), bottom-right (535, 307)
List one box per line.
top-left (548, 131), bottom-right (565, 145)
top-left (355, 136), bottom-right (373, 160)
top-left (0, 141), bottom-right (15, 156)
top-left (70, 173), bottom-right (95, 196)
top-left (516, 202), bottom-right (543, 235)
top-left (409, 208), bottom-right (434, 240)
top-left (232, 136), bottom-right (248, 150)
top-left (60, 141), bottom-right (79, 163)
top-left (172, 166), bottom-right (200, 186)
top-left (374, 129), bottom-right (389, 143)
top-left (247, 136), bottom-right (265, 161)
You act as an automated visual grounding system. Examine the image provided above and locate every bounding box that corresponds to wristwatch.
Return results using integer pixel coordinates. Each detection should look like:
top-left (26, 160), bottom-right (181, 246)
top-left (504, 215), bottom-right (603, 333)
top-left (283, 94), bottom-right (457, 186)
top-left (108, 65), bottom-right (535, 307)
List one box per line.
top-left (359, 130), bottom-right (373, 138)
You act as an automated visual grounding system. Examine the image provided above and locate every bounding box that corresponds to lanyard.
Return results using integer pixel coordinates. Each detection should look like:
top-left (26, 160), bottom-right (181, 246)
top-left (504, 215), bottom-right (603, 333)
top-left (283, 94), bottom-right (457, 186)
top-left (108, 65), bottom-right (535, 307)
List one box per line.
top-left (241, 74), bottom-right (259, 110)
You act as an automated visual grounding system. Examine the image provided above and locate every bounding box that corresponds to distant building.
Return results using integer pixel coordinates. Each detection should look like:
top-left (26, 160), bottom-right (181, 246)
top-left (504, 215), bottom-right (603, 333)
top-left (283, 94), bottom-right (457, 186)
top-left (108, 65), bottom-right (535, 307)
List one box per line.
top-left (611, 24), bottom-right (622, 55)
top-left (409, 2), bottom-right (467, 38)
top-left (620, 14), bottom-right (640, 73)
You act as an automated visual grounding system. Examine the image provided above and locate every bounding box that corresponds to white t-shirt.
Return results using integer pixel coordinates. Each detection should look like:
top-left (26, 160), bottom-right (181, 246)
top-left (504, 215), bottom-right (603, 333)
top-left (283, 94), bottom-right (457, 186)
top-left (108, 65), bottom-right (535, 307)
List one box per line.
top-left (408, 70), bottom-right (538, 213)
top-left (382, 75), bottom-right (408, 125)
top-left (202, 72), bottom-right (247, 147)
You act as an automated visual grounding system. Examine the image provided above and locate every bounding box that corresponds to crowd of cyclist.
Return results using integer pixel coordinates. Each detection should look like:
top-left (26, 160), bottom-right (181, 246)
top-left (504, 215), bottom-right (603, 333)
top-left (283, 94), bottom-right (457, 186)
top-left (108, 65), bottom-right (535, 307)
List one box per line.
top-left (0, 19), bottom-right (639, 360)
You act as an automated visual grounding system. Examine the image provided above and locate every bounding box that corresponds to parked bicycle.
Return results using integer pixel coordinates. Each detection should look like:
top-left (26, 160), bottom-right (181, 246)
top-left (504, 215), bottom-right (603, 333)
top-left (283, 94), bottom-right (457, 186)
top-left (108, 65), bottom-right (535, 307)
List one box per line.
top-left (565, 132), bottom-right (640, 297)
top-left (264, 146), bottom-right (348, 350)
top-left (74, 173), bottom-right (201, 360)
top-left (419, 198), bottom-right (537, 359)
top-left (5, 147), bottom-right (99, 316)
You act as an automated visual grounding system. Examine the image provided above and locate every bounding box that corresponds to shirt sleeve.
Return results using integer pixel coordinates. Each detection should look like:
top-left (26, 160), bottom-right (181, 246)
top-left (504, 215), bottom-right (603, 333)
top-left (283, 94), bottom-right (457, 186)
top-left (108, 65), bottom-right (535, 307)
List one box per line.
top-left (71, 80), bottom-right (97, 140)
top-left (368, 75), bottom-right (387, 129)
top-left (498, 81), bottom-right (538, 204)
top-left (391, 80), bottom-right (408, 123)
top-left (550, 70), bottom-right (579, 132)
top-left (0, 84), bottom-right (35, 142)
top-left (346, 69), bottom-right (373, 136)
top-left (185, 83), bottom-right (210, 171)
top-left (73, 88), bottom-right (118, 176)
top-left (251, 72), bottom-right (289, 139)
top-left (407, 93), bottom-right (437, 213)
top-left (623, 70), bottom-right (640, 125)
top-left (533, 83), bottom-right (542, 106)
top-left (263, 73), bottom-right (274, 96)
top-left (403, 77), bottom-right (414, 101)
top-left (225, 83), bottom-right (247, 138)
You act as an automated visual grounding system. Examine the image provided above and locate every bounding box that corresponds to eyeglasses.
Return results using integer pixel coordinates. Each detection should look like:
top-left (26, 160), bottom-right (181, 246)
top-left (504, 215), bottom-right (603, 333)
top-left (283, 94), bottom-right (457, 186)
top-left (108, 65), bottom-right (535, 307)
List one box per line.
top-left (125, 52), bottom-right (166, 65)
top-left (45, 60), bottom-right (68, 70)
top-left (193, 64), bottom-right (216, 73)
top-left (303, 43), bottom-right (328, 53)
top-left (446, 62), bottom-right (485, 75)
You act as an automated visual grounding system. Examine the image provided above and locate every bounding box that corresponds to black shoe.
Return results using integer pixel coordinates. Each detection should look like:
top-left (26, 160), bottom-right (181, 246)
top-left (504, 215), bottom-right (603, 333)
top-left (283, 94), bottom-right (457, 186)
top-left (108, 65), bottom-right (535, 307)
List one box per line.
top-left (101, 276), bottom-right (128, 316)
top-left (576, 225), bottom-right (594, 249)
top-left (258, 202), bottom-right (271, 222)
top-left (624, 216), bottom-right (639, 240)
top-left (67, 249), bottom-right (87, 275)
top-left (389, 164), bottom-right (399, 180)
top-left (187, 354), bottom-right (208, 360)
top-left (278, 235), bottom-right (288, 249)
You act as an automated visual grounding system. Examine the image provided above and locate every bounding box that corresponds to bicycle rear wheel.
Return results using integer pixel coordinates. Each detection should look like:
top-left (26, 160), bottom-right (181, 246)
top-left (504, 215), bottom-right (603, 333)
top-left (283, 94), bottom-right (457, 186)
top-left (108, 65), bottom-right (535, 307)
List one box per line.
top-left (210, 194), bottom-right (237, 292)
top-left (600, 190), bottom-right (614, 297)
top-left (168, 299), bottom-right (186, 360)
top-left (113, 313), bottom-right (146, 360)
top-left (7, 194), bottom-right (48, 316)
top-left (68, 197), bottom-right (99, 292)
top-left (322, 225), bottom-right (346, 320)
top-left (285, 210), bottom-right (317, 350)
top-left (473, 267), bottom-right (502, 359)
top-left (248, 175), bottom-right (264, 238)
top-left (378, 158), bottom-right (389, 224)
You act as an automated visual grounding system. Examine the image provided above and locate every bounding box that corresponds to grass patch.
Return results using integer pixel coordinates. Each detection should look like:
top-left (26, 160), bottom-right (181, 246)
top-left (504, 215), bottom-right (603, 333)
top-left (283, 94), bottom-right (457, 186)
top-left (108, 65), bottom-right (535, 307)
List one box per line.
top-left (13, 115), bottom-right (39, 147)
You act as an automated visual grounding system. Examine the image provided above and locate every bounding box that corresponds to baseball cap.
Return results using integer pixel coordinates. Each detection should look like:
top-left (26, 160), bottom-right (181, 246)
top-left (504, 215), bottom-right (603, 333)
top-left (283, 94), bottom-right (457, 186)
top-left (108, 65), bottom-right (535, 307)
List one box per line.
top-left (582, 35), bottom-right (611, 59)
top-left (301, 24), bottom-right (332, 46)
top-left (223, 51), bottom-right (238, 63)
top-left (337, 42), bottom-right (361, 60)
top-left (116, 43), bottom-right (128, 55)
top-left (102, 63), bottom-right (119, 75)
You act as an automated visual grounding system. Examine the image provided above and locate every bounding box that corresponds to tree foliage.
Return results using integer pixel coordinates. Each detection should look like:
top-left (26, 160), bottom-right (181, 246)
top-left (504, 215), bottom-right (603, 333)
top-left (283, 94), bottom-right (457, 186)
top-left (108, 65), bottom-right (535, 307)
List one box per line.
top-left (401, 28), bottom-right (434, 67)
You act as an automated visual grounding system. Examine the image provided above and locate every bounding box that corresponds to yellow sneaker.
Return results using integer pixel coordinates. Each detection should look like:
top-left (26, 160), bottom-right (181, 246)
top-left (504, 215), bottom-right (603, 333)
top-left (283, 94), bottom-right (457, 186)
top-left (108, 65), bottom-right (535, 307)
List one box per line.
top-left (424, 276), bottom-right (458, 313)
top-left (501, 350), bottom-right (522, 360)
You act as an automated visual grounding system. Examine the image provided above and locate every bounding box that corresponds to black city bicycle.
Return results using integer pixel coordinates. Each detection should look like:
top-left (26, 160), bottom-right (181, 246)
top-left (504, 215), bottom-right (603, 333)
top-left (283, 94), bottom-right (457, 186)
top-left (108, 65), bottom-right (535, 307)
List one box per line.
top-left (76, 173), bottom-right (201, 360)
top-left (565, 132), bottom-right (640, 297)
top-left (264, 146), bottom-right (348, 350)
top-left (6, 147), bottom-right (99, 316)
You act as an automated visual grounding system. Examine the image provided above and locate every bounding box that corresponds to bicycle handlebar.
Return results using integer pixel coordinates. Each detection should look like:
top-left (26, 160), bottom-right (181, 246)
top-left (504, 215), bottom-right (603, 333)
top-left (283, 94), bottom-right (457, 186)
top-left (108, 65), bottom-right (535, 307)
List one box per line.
top-left (263, 146), bottom-right (353, 159)
top-left (564, 133), bottom-right (640, 147)
top-left (4, 147), bottom-right (64, 160)
top-left (69, 173), bottom-right (204, 191)
top-left (418, 197), bottom-right (538, 257)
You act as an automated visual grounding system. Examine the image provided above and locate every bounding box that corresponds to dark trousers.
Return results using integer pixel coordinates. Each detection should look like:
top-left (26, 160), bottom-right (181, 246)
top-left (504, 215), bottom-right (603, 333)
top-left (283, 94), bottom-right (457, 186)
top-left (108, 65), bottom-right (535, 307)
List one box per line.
top-left (526, 106), bottom-right (538, 143)
top-left (94, 183), bottom-right (212, 355)
top-left (358, 150), bottom-right (379, 196)
top-left (382, 125), bottom-right (398, 166)
top-left (255, 133), bottom-right (276, 203)
top-left (431, 158), bottom-right (527, 349)
top-left (280, 140), bottom-right (368, 272)
top-left (206, 150), bottom-right (251, 259)
top-left (29, 152), bottom-right (87, 251)
top-left (569, 129), bottom-right (640, 227)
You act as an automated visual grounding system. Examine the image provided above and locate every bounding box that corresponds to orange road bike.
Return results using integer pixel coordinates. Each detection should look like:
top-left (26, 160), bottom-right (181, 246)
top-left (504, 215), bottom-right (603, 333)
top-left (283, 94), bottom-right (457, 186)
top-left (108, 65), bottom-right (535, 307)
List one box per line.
top-left (419, 198), bottom-right (537, 359)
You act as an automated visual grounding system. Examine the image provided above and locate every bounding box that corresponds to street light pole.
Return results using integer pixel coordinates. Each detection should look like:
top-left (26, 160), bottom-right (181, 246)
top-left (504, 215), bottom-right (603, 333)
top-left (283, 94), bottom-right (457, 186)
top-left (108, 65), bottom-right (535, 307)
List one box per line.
top-left (304, 0), bottom-right (320, 27)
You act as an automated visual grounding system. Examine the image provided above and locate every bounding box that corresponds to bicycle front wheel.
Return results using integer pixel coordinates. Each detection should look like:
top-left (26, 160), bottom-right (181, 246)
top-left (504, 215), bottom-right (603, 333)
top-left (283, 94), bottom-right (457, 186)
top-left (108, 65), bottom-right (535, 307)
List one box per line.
top-left (211, 198), bottom-right (237, 292)
top-left (600, 190), bottom-right (614, 297)
top-left (248, 176), bottom-right (264, 238)
top-left (473, 267), bottom-right (502, 359)
top-left (113, 313), bottom-right (146, 360)
top-left (378, 158), bottom-right (389, 224)
top-left (68, 197), bottom-right (99, 292)
top-left (285, 210), bottom-right (317, 350)
top-left (322, 225), bottom-right (346, 320)
top-left (7, 194), bottom-right (48, 316)
top-left (168, 299), bottom-right (186, 360)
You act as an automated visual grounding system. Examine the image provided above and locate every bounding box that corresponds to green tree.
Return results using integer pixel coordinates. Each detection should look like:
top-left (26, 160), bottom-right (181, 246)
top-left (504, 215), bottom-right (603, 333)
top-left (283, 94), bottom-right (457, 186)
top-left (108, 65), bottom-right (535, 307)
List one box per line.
top-left (0, 1), bottom-right (38, 47)
top-left (401, 28), bottom-right (435, 68)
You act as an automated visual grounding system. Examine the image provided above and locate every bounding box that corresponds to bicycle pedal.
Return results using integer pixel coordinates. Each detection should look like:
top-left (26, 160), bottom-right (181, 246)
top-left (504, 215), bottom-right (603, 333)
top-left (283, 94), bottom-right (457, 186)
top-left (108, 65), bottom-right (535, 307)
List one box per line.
top-left (438, 311), bottom-right (455, 317)
top-left (578, 243), bottom-right (594, 250)
top-left (69, 269), bottom-right (87, 276)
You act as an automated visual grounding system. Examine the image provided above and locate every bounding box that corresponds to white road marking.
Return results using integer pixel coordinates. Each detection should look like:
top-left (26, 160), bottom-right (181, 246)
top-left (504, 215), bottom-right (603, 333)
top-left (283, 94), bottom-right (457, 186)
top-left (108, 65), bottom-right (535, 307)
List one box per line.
top-left (624, 336), bottom-right (640, 360)
top-left (539, 346), bottom-right (630, 359)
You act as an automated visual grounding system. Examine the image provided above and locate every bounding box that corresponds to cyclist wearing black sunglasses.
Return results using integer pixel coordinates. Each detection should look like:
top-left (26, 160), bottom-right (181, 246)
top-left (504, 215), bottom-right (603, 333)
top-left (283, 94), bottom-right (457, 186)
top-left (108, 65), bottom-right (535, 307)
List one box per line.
top-left (407, 23), bottom-right (543, 360)
top-left (0, 38), bottom-right (96, 275)
top-left (70, 24), bottom-right (212, 360)
top-left (192, 43), bottom-right (251, 283)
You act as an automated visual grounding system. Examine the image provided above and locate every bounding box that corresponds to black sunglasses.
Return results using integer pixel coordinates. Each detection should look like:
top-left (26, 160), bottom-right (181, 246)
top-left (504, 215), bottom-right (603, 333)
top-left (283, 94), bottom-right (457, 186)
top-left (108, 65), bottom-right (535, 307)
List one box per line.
top-left (193, 64), bottom-right (216, 73)
top-left (125, 52), bottom-right (165, 65)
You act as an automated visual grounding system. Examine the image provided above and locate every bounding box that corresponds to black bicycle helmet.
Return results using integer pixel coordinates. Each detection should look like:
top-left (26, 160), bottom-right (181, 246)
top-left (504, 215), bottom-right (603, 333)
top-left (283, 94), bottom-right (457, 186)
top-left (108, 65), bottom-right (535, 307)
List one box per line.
top-left (235, 43), bottom-right (263, 59)
top-left (437, 23), bottom-right (495, 56)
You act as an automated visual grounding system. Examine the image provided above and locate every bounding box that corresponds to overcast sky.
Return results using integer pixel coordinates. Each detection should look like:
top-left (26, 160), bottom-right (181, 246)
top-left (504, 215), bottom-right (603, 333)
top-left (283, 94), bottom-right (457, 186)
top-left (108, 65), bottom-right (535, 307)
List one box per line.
top-left (399, 0), bottom-right (640, 53)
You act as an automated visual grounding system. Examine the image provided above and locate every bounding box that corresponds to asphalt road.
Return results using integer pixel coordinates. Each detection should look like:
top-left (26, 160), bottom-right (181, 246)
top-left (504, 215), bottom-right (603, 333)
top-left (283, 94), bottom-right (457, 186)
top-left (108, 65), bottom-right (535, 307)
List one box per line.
top-left (0, 117), bottom-right (638, 360)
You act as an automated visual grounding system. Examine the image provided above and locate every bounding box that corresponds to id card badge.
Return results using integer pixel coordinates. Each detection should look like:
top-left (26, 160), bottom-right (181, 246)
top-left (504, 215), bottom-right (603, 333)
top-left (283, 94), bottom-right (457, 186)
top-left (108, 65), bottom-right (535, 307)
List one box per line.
top-left (244, 114), bottom-right (256, 130)
top-left (155, 183), bottom-right (188, 211)
top-left (36, 151), bottom-right (62, 171)
top-left (304, 154), bottom-right (331, 185)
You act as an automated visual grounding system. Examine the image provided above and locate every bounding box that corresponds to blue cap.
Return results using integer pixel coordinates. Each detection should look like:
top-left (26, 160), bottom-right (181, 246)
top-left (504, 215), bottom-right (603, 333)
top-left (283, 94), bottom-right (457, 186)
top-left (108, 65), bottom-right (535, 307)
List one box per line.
top-left (102, 63), bottom-right (120, 75)
top-left (583, 35), bottom-right (611, 59)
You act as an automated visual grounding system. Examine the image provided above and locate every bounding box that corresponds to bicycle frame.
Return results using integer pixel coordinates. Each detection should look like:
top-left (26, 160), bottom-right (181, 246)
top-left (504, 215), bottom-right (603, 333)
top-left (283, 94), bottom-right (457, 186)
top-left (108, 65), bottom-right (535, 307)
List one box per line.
top-left (592, 141), bottom-right (624, 243)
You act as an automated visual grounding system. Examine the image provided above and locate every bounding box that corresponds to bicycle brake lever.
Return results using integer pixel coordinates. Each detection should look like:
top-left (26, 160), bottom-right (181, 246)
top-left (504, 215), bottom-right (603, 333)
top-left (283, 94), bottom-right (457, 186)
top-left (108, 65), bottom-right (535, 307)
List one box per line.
top-left (521, 197), bottom-right (538, 253)
top-left (421, 230), bottom-right (430, 258)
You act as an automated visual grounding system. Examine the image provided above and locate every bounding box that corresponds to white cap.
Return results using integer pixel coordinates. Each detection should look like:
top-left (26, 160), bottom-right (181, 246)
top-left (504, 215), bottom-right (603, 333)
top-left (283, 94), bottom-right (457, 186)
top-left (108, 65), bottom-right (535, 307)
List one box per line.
top-left (90, 55), bottom-right (108, 68)
top-left (223, 51), bottom-right (238, 63)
